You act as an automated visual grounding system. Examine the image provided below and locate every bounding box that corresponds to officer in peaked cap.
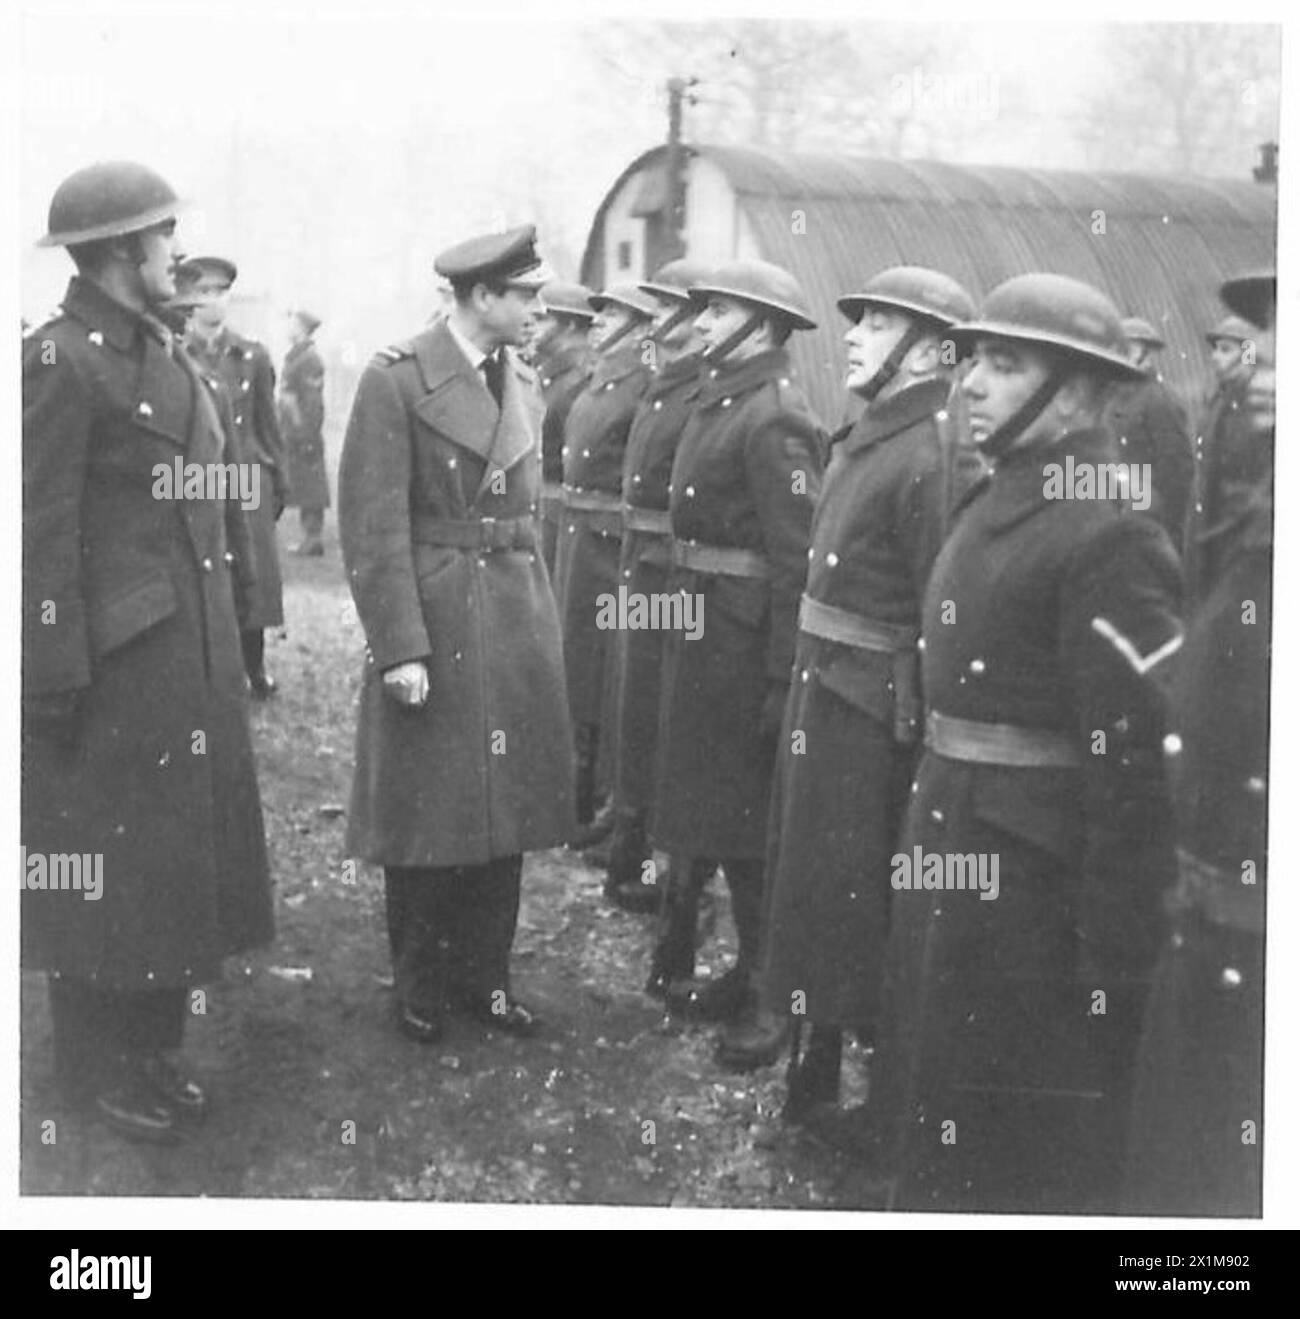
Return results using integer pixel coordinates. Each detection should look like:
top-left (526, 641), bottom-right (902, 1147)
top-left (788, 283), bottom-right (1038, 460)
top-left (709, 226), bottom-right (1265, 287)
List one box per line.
top-left (175, 256), bottom-right (290, 696)
top-left (339, 224), bottom-right (570, 1046)
top-left (651, 258), bottom-right (826, 1069)
top-left (532, 281), bottom-right (596, 571)
top-left (754, 266), bottom-right (976, 1104)
top-left (1186, 272), bottom-right (1274, 607)
top-left (599, 259), bottom-right (713, 923)
top-left (23, 162), bottom-right (273, 1141)
top-left (552, 283), bottom-right (658, 858)
top-left (280, 307), bottom-right (330, 555)
top-left (1100, 312), bottom-right (1193, 549)
top-left (867, 273), bottom-right (1183, 1211)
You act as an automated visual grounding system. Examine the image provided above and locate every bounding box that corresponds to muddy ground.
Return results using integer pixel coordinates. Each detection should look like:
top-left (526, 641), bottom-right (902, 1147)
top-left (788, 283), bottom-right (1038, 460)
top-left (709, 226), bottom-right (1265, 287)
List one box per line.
top-left (21, 523), bottom-right (888, 1213)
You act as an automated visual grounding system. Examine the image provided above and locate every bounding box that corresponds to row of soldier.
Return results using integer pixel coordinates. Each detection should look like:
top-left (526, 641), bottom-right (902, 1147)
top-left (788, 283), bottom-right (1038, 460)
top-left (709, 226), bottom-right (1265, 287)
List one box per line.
top-left (22, 160), bottom-right (1271, 1216)
top-left (525, 255), bottom-right (1272, 1215)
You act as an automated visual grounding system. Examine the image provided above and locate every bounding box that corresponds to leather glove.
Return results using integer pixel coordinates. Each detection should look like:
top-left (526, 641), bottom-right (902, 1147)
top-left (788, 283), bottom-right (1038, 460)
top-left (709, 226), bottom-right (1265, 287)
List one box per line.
top-left (382, 660), bottom-right (430, 708)
top-left (760, 682), bottom-right (789, 746)
top-left (24, 690), bottom-right (84, 749)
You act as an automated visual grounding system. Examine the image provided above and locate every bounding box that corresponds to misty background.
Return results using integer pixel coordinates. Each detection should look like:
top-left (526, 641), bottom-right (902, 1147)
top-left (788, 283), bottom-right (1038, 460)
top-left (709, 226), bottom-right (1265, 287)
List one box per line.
top-left (19, 15), bottom-right (1280, 438)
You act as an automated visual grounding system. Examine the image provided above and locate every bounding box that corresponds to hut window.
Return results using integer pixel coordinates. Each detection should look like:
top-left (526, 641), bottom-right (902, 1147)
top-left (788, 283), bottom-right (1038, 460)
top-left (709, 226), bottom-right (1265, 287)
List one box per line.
top-left (617, 241), bottom-right (632, 271)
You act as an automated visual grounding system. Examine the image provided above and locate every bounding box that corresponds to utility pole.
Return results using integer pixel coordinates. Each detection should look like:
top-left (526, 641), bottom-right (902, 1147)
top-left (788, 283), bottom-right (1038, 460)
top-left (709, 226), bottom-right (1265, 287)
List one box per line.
top-left (665, 77), bottom-right (697, 261)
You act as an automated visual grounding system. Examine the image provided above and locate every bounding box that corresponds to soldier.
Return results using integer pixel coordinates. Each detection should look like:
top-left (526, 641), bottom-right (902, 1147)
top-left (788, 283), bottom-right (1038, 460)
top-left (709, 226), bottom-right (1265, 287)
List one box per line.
top-left (653, 259), bottom-right (825, 1065)
top-left (175, 256), bottom-right (289, 698)
top-left (603, 258), bottom-right (710, 920)
top-left (753, 267), bottom-right (976, 1099)
top-left (1126, 272), bottom-right (1273, 1215)
top-left (1187, 299), bottom-right (1272, 607)
top-left (868, 274), bottom-right (1183, 1212)
top-left (22, 162), bottom-right (273, 1141)
top-left (532, 281), bottom-right (595, 573)
top-left (1101, 315), bottom-right (1194, 550)
top-left (338, 225), bottom-right (573, 1044)
top-left (553, 285), bottom-right (657, 850)
top-left (281, 309), bottom-right (329, 556)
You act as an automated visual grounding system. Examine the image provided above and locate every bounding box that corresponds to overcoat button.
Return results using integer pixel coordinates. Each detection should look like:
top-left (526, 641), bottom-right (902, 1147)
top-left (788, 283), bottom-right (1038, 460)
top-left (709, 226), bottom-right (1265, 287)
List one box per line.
top-left (202, 557), bottom-right (214, 572)
top-left (654, 400), bottom-right (663, 410)
top-left (88, 330), bottom-right (104, 346)
top-left (223, 551), bottom-right (235, 564)
top-left (137, 401), bottom-right (153, 417)
top-left (1221, 967), bottom-right (1243, 989)
top-left (826, 552), bottom-right (839, 567)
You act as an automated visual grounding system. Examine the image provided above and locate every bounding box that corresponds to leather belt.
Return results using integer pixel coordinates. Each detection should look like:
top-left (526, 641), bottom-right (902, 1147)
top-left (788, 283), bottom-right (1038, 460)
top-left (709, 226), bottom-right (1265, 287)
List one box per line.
top-left (624, 506), bottom-right (673, 536)
top-left (798, 594), bottom-right (917, 652)
top-left (1171, 847), bottom-right (1263, 935)
top-left (671, 540), bottom-right (768, 579)
top-left (562, 486), bottom-right (623, 536)
top-left (925, 710), bottom-right (1083, 769)
top-left (540, 481), bottom-right (564, 518)
top-left (410, 513), bottom-right (537, 553)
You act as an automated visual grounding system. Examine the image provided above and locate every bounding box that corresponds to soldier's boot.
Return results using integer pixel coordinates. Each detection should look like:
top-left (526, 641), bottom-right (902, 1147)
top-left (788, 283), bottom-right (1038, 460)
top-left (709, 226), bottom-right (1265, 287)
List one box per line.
top-left (670, 859), bottom-right (762, 1026)
top-left (715, 860), bottom-right (790, 1070)
top-left (781, 1024), bottom-right (843, 1124)
top-left (646, 856), bottom-right (711, 1000)
top-left (603, 808), bottom-right (659, 913)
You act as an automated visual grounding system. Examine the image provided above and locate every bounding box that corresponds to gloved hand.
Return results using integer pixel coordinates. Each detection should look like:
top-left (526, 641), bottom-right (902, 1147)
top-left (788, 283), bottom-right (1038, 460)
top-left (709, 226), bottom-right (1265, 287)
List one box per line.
top-left (383, 660), bottom-right (430, 708)
top-left (24, 689), bottom-right (84, 749)
top-left (760, 682), bottom-right (789, 745)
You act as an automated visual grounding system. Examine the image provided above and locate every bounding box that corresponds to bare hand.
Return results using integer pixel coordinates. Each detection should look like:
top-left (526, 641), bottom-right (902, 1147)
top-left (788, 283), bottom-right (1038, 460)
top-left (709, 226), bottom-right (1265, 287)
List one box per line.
top-left (382, 660), bottom-right (430, 708)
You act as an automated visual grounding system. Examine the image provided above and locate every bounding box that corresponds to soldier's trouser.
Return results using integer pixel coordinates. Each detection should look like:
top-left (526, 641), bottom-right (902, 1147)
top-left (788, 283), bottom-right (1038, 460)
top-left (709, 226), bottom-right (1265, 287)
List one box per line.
top-left (650, 855), bottom-right (715, 977)
top-left (574, 722), bottom-right (601, 826)
top-left (240, 628), bottom-right (266, 680)
top-left (384, 857), bottom-right (523, 1015)
top-left (720, 857), bottom-right (765, 977)
top-left (48, 977), bottom-right (187, 1095)
top-left (300, 507), bottom-right (325, 540)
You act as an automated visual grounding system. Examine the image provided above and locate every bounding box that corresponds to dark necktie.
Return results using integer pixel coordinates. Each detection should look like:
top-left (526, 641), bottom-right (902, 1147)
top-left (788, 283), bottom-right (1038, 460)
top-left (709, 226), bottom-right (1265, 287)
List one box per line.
top-left (482, 350), bottom-right (505, 408)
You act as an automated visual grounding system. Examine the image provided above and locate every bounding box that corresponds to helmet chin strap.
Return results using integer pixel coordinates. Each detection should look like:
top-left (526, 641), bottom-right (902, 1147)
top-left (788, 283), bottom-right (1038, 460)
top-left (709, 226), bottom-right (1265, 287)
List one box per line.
top-left (597, 314), bottom-right (648, 356)
top-left (702, 310), bottom-right (766, 367)
top-left (650, 302), bottom-right (695, 345)
top-left (857, 320), bottom-right (928, 402)
top-left (978, 360), bottom-right (1069, 463)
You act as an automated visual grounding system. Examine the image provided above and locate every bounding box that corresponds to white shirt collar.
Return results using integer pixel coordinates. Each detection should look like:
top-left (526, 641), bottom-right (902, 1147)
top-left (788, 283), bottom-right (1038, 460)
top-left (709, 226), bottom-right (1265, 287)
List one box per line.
top-left (445, 315), bottom-right (491, 372)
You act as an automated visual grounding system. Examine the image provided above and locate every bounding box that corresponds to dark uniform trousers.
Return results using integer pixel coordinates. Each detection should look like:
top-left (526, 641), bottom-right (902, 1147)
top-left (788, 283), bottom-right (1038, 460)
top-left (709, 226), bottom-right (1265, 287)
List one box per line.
top-left (384, 857), bottom-right (524, 1014)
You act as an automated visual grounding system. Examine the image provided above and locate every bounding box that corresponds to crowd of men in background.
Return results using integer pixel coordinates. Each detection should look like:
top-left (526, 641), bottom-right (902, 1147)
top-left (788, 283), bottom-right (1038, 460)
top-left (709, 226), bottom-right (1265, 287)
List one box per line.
top-left (22, 159), bottom-right (1272, 1218)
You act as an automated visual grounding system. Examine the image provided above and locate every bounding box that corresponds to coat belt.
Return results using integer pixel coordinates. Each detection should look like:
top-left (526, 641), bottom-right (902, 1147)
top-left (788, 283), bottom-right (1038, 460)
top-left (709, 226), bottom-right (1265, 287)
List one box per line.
top-left (410, 513), bottom-right (538, 553)
top-left (623, 505), bottom-right (672, 536)
top-left (797, 594), bottom-right (917, 652)
top-left (671, 540), bottom-right (769, 579)
top-left (925, 710), bottom-right (1083, 769)
top-left (1170, 847), bottom-right (1263, 935)
top-left (562, 486), bottom-right (624, 536)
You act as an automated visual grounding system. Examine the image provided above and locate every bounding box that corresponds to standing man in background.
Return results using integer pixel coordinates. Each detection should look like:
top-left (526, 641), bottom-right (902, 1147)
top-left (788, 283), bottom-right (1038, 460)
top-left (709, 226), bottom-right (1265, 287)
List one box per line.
top-left (177, 255), bottom-right (289, 698)
top-left (553, 285), bottom-right (657, 852)
top-left (281, 309), bottom-right (329, 556)
top-left (339, 226), bottom-right (573, 1045)
top-left (532, 281), bottom-right (596, 573)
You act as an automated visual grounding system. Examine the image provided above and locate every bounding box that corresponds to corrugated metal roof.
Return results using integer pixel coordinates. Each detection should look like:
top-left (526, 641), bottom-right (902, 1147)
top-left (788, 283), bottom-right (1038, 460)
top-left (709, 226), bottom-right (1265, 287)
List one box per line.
top-left (581, 143), bottom-right (1275, 426)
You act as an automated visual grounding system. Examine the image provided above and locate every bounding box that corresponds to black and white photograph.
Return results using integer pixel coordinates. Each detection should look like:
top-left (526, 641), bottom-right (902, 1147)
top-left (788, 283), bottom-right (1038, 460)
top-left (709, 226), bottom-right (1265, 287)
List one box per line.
top-left (6, 0), bottom-right (1296, 1241)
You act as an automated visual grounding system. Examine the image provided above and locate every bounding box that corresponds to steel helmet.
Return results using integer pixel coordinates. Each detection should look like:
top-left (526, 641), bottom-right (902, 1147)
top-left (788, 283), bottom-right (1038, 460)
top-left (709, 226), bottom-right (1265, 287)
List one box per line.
top-left (639, 258), bottom-right (714, 304)
top-left (1206, 315), bottom-right (1256, 346)
top-left (175, 255), bottom-right (237, 287)
top-left (1121, 316), bottom-right (1166, 350)
top-left (951, 273), bottom-right (1144, 381)
top-left (538, 280), bottom-right (597, 321)
top-left (39, 160), bottom-right (184, 248)
top-left (838, 265), bottom-right (976, 329)
top-left (1219, 270), bottom-right (1276, 329)
top-left (687, 259), bottom-right (817, 331)
top-left (589, 284), bottom-right (659, 320)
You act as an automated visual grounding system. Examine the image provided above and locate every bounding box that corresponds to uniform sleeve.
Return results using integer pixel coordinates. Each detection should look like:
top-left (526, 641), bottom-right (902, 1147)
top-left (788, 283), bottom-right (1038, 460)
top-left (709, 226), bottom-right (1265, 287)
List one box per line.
top-left (745, 408), bottom-right (824, 683)
top-left (338, 363), bottom-right (431, 670)
top-left (896, 426), bottom-right (949, 603)
top-left (252, 347), bottom-right (289, 498)
top-left (23, 335), bottom-right (92, 697)
top-left (1141, 387), bottom-right (1193, 551)
top-left (213, 388), bottom-right (260, 613)
top-left (1058, 515), bottom-right (1183, 982)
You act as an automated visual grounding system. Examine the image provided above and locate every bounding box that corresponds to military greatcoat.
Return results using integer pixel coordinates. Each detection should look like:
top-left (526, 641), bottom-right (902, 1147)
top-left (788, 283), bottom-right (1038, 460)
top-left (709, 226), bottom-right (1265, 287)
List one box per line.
top-left (339, 319), bottom-right (575, 867)
top-left (22, 276), bottom-right (274, 989)
top-left (281, 338), bottom-right (330, 510)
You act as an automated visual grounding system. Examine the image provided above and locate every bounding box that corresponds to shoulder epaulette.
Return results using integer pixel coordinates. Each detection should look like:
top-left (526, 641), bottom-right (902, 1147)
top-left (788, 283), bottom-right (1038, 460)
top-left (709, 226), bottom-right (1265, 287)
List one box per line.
top-left (371, 341), bottom-right (415, 368)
